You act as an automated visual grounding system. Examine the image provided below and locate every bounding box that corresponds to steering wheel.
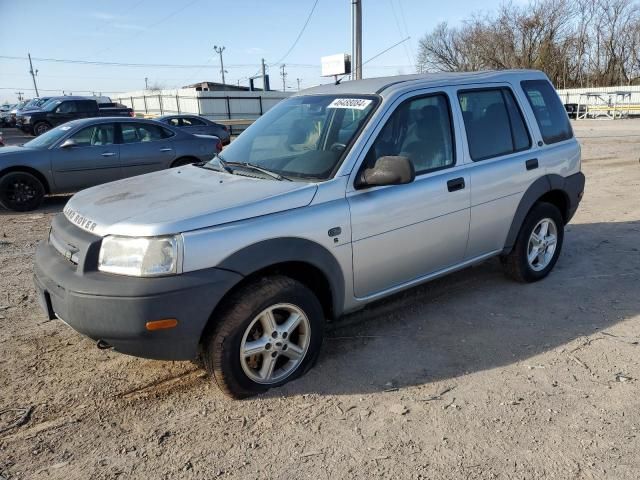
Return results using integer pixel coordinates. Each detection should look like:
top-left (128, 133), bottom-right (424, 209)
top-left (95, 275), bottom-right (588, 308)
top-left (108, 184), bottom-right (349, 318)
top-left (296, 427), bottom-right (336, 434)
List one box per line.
top-left (329, 142), bottom-right (347, 153)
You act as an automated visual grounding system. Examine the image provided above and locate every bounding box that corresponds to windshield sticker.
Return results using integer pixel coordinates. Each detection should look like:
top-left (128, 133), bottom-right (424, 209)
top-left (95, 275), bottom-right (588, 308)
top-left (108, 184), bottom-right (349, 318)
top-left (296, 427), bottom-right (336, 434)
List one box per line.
top-left (327, 98), bottom-right (373, 110)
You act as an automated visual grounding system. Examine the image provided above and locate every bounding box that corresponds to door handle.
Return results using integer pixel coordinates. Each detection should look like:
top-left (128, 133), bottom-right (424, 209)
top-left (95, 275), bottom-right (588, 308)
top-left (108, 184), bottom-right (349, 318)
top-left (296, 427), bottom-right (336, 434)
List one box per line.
top-left (101, 152), bottom-right (116, 157)
top-left (526, 158), bottom-right (539, 170)
top-left (447, 177), bottom-right (465, 192)
top-left (159, 147), bottom-right (172, 152)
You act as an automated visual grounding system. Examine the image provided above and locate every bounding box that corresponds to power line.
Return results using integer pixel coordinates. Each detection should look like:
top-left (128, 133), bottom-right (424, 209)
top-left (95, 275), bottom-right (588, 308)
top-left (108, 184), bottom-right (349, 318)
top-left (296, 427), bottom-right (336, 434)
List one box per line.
top-left (389, 0), bottom-right (413, 70)
top-left (0, 55), bottom-right (268, 69)
top-left (270, 0), bottom-right (320, 66)
top-left (89, 0), bottom-right (200, 58)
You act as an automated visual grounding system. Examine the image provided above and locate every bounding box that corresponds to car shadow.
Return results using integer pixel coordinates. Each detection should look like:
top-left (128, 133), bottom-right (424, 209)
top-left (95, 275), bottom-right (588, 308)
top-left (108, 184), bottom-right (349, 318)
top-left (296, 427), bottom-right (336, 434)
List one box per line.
top-left (273, 220), bottom-right (640, 397)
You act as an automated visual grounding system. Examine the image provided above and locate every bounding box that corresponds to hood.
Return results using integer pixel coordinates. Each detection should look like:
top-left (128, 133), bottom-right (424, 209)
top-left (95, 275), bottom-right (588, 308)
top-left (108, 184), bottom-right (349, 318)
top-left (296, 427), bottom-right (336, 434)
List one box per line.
top-left (64, 165), bottom-right (318, 236)
top-left (0, 146), bottom-right (30, 157)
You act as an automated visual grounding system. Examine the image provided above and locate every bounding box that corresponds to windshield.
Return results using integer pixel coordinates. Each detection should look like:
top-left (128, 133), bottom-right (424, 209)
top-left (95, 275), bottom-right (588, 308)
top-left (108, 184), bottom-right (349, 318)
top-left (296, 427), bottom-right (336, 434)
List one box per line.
top-left (23, 123), bottom-right (74, 149)
top-left (207, 94), bottom-right (378, 180)
top-left (40, 99), bottom-right (62, 111)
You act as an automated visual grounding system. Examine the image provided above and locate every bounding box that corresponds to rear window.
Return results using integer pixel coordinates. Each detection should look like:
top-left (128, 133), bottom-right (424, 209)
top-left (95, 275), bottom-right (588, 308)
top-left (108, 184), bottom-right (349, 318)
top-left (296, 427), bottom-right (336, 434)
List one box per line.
top-left (521, 80), bottom-right (573, 144)
top-left (458, 88), bottom-right (531, 161)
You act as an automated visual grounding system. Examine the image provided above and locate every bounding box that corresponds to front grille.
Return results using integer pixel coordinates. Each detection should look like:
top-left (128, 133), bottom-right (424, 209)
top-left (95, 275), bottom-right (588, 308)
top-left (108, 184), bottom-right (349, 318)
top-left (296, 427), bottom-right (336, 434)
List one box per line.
top-left (47, 214), bottom-right (102, 272)
top-left (49, 229), bottom-right (79, 264)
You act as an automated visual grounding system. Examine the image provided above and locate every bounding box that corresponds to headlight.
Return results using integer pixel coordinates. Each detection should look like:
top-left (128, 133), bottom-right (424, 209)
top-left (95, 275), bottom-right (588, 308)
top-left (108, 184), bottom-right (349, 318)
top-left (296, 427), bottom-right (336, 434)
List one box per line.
top-left (98, 235), bottom-right (180, 277)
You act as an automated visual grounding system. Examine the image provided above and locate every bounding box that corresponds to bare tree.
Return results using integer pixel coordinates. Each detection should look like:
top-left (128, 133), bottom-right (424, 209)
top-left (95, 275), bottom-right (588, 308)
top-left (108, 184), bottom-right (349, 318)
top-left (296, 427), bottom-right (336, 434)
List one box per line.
top-left (416, 0), bottom-right (640, 87)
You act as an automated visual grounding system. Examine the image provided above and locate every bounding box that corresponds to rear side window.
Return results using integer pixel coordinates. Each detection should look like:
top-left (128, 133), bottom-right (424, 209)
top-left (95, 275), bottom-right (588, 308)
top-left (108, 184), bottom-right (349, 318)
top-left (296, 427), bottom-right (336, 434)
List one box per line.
top-left (183, 117), bottom-right (206, 126)
top-left (458, 88), bottom-right (531, 161)
top-left (77, 100), bottom-right (96, 113)
top-left (120, 123), bottom-right (172, 143)
top-left (521, 80), bottom-right (572, 144)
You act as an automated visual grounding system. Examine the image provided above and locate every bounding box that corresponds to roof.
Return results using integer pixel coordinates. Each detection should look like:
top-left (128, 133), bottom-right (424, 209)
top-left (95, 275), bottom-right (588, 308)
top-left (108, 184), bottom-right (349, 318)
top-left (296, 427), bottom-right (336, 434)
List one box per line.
top-left (297, 70), bottom-right (548, 97)
top-left (183, 81), bottom-right (263, 92)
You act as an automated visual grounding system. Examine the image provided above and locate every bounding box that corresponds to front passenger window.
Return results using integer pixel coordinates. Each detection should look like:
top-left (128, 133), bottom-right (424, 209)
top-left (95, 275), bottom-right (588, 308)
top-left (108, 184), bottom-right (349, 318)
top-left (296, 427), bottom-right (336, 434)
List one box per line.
top-left (364, 94), bottom-right (455, 175)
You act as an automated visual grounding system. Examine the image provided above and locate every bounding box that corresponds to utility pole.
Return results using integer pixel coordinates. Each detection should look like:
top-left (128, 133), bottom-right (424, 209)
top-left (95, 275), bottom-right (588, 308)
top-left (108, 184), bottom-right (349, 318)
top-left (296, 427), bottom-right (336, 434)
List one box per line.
top-left (351, 0), bottom-right (362, 80)
top-left (214, 45), bottom-right (226, 85)
top-left (145, 77), bottom-right (149, 90)
top-left (261, 58), bottom-right (270, 91)
top-left (28, 53), bottom-right (40, 96)
top-left (15, 91), bottom-right (24, 101)
top-left (296, 78), bottom-right (301, 91)
top-left (280, 64), bottom-right (287, 91)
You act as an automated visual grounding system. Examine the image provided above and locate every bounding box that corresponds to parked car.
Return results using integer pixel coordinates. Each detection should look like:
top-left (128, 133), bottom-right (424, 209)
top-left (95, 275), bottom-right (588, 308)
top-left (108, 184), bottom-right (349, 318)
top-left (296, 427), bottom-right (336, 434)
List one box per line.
top-left (157, 115), bottom-right (231, 145)
top-left (564, 103), bottom-right (587, 119)
top-left (33, 70), bottom-right (584, 398)
top-left (0, 117), bottom-right (221, 211)
top-left (0, 104), bottom-right (17, 126)
top-left (0, 104), bottom-right (12, 113)
top-left (15, 96), bottom-right (134, 136)
top-left (4, 100), bottom-right (29, 127)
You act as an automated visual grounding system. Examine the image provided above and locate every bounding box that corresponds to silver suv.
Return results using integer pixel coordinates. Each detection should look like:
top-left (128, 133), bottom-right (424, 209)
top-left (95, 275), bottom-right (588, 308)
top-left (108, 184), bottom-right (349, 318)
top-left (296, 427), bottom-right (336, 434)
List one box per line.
top-left (34, 70), bottom-right (584, 398)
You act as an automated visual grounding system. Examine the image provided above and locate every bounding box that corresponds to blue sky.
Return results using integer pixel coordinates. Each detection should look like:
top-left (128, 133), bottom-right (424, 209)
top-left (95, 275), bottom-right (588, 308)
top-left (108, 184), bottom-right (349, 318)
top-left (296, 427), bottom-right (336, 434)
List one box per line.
top-left (0, 0), bottom-right (507, 103)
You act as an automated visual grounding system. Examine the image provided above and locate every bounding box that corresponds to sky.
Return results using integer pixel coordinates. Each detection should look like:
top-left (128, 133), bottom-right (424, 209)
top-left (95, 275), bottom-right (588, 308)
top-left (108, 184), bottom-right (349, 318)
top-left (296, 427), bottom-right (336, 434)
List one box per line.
top-left (0, 0), bottom-right (508, 103)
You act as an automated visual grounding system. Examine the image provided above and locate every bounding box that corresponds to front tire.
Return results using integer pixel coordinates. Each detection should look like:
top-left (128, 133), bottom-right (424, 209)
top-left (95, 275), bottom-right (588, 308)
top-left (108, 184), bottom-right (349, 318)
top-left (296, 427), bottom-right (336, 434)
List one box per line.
top-left (0, 171), bottom-right (45, 211)
top-left (502, 202), bottom-right (564, 283)
top-left (33, 122), bottom-right (51, 136)
top-left (202, 276), bottom-right (324, 399)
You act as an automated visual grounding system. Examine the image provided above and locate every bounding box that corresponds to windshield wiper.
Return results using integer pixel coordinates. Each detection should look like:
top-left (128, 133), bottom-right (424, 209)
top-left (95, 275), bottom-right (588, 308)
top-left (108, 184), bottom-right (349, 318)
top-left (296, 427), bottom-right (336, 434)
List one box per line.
top-left (199, 154), bottom-right (233, 174)
top-left (223, 161), bottom-right (291, 181)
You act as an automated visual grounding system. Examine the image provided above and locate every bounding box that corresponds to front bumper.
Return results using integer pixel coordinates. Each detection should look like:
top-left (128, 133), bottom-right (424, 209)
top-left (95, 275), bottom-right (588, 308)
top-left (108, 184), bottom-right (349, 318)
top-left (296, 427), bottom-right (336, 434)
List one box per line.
top-left (33, 215), bottom-right (242, 360)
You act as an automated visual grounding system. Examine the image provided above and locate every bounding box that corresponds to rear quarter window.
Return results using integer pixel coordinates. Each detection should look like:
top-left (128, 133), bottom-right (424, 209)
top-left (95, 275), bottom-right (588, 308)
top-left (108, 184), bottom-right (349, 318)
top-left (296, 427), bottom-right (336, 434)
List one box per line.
top-left (521, 80), bottom-right (573, 144)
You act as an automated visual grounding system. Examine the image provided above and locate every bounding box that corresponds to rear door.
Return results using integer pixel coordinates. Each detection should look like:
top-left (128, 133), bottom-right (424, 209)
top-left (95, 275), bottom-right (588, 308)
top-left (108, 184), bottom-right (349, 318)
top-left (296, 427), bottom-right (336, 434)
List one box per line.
top-left (348, 89), bottom-right (471, 298)
top-left (117, 122), bottom-right (176, 178)
top-left (456, 84), bottom-right (538, 259)
top-left (50, 123), bottom-right (120, 191)
top-left (180, 116), bottom-right (210, 135)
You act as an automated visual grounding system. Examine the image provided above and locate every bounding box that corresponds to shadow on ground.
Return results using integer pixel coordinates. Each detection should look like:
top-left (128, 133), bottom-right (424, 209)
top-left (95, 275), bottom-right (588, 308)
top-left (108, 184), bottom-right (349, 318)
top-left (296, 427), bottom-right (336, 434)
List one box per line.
top-left (270, 219), bottom-right (640, 396)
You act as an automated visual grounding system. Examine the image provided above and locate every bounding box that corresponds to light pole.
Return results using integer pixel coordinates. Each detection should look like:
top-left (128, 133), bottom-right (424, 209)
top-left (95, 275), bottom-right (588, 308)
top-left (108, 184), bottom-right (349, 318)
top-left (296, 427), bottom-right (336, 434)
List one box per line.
top-left (145, 77), bottom-right (149, 90)
top-left (214, 45), bottom-right (226, 85)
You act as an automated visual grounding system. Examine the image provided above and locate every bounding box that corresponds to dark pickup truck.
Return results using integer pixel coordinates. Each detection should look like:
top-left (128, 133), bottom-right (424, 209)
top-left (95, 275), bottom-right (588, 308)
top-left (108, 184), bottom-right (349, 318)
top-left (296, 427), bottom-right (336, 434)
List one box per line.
top-left (16, 97), bottom-right (134, 136)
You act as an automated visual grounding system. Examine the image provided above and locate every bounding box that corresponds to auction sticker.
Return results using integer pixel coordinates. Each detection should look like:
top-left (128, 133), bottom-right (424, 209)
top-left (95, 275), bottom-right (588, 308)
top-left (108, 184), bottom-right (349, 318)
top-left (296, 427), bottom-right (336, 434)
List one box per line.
top-left (327, 98), bottom-right (372, 110)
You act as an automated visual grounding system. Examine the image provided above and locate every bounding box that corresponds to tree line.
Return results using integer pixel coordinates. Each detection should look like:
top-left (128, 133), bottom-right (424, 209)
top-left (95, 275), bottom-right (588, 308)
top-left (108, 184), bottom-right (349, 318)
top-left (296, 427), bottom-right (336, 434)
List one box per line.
top-left (416, 0), bottom-right (640, 88)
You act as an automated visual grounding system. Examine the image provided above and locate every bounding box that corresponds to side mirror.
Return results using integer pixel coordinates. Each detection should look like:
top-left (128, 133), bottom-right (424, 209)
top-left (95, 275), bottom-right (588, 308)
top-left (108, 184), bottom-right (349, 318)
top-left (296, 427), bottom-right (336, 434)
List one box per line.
top-left (60, 139), bottom-right (78, 148)
top-left (356, 155), bottom-right (415, 189)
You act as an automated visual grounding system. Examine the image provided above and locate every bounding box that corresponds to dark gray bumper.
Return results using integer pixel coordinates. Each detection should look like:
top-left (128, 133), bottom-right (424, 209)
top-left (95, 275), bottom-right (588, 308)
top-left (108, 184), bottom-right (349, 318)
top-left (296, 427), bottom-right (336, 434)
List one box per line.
top-left (564, 171), bottom-right (585, 222)
top-left (34, 239), bottom-right (242, 360)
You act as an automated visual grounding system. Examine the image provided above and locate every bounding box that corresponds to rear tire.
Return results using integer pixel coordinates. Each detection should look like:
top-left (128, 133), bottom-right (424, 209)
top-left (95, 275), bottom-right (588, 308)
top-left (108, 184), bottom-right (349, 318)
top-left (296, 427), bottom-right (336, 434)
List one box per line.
top-left (33, 122), bottom-right (51, 136)
top-left (0, 171), bottom-right (45, 212)
top-left (501, 202), bottom-right (564, 283)
top-left (202, 276), bottom-right (324, 399)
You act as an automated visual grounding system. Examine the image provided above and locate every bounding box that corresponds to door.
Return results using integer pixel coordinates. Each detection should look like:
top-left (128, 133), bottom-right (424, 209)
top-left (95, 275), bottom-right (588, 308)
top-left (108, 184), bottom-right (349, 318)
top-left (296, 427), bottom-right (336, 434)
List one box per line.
top-left (50, 123), bottom-right (120, 192)
top-left (348, 92), bottom-right (471, 298)
top-left (456, 86), bottom-right (540, 259)
top-left (117, 122), bottom-right (176, 178)
top-left (49, 100), bottom-right (79, 127)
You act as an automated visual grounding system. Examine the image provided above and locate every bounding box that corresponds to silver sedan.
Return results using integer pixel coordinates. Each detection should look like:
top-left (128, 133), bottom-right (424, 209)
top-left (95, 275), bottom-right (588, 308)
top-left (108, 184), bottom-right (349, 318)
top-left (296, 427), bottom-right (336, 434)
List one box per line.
top-left (0, 117), bottom-right (221, 211)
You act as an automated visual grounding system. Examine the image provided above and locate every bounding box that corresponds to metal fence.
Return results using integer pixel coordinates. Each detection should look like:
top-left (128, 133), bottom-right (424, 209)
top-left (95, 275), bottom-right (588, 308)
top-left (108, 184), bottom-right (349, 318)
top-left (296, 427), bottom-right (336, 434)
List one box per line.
top-left (114, 90), bottom-right (290, 134)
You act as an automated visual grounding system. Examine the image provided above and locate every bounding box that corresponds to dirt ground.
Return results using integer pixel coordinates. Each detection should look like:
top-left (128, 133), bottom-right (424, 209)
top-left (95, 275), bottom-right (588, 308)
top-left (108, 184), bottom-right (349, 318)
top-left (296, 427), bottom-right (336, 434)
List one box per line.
top-left (0, 120), bottom-right (639, 480)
